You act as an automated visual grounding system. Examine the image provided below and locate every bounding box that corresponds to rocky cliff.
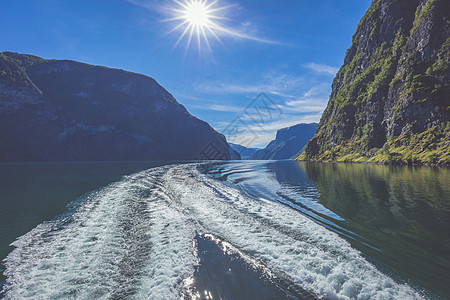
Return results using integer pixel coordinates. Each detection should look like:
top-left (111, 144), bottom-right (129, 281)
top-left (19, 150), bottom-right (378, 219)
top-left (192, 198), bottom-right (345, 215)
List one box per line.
top-left (297, 0), bottom-right (449, 165)
top-left (254, 123), bottom-right (317, 160)
top-left (0, 52), bottom-right (231, 161)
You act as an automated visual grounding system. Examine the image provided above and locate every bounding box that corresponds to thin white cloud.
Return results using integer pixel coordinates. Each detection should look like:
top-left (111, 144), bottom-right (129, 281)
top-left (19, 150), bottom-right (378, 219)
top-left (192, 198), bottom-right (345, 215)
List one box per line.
top-left (305, 62), bottom-right (339, 76)
top-left (303, 84), bottom-right (328, 97)
top-left (175, 70), bottom-right (331, 148)
top-left (281, 84), bottom-right (330, 113)
top-left (195, 82), bottom-right (262, 94)
top-left (214, 113), bottom-right (321, 148)
top-left (193, 75), bottom-right (329, 148)
top-left (282, 102), bottom-right (327, 113)
top-left (244, 117), bottom-right (319, 133)
top-left (126, 0), bottom-right (165, 13)
top-left (197, 81), bottom-right (329, 115)
top-left (206, 104), bottom-right (244, 113)
top-left (210, 23), bottom-right (282, 45)
top-left (194, 72), bottom-right (305, 98)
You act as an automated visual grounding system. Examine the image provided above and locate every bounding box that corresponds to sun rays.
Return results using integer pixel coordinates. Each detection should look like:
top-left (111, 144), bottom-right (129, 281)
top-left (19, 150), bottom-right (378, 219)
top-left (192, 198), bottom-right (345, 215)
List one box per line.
top-left (159, 0), bottom-right (278, 54)
top-left (163, 0), bottom-right (230, 53)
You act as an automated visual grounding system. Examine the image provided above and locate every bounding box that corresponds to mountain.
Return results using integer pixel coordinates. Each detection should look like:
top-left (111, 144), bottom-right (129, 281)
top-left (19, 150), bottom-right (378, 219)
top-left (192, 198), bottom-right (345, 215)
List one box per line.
top-left (228, 143), bottom-right (259, 160)
top-left (297, 0), bottom-right (449, 165)
top-left (253, 123), bottom-right (317, 160)
top-left (0, 52), bottom-right (231, 161)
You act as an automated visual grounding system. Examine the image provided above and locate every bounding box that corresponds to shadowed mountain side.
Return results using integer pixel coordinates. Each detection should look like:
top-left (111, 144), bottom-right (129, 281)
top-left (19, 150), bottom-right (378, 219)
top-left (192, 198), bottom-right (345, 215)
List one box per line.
top-left (253, 123), bottom-right (317, 160)
top-left (0, 52), bottom-right (231, 161)
top-left (228, 143), bottom-right (259, 160)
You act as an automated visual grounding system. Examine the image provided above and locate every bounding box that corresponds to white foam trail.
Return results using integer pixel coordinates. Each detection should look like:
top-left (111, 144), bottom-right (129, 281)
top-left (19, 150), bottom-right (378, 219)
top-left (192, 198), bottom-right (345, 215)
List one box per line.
top-left (2, 164), bottom-right (424, 300)
top-left (2, 167), bottom-right (197, 300)
top-left (165, 165), bottom-right (423, 300)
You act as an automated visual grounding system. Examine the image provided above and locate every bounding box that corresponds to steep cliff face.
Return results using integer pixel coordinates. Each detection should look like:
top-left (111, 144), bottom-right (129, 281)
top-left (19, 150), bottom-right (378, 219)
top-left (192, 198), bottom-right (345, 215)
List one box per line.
top-left (0, 52), bottom-right (231, 161)
top-left (298, 0), bottom-right (449, 165)
top-left (254, 123), bottom-right (317, 160)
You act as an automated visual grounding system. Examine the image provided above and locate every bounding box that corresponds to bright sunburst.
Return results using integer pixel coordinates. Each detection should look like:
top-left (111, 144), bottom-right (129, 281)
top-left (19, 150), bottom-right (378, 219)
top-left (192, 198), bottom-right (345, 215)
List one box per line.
top-left (184, 1), bottom-right (210, 26)
top-left (165, 0), bottom-right (228, 52)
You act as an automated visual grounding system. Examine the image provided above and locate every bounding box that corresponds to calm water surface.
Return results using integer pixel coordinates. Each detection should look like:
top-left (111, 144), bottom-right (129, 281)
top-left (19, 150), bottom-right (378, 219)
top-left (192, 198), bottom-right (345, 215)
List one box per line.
top-left (0, 161), bottom-right (448, 299)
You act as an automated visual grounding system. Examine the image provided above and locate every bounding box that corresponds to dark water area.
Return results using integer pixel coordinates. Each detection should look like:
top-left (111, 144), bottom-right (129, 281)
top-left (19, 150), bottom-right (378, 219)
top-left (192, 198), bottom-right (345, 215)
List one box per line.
top-left (190, 234), bottom-right (317, 300)
top-left (298, 163), bottom-right (450, 286)
top-left (1, 161), bottom-right (449, 299)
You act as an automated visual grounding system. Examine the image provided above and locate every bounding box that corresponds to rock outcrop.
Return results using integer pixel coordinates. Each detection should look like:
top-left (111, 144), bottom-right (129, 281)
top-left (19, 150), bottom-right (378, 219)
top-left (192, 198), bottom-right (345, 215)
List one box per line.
top-left (0, 52), bottom-right (231, 161)
top-left (297, 0), bottom-right (449, 165)
top-left (254, 123), bottom-right (317, 160)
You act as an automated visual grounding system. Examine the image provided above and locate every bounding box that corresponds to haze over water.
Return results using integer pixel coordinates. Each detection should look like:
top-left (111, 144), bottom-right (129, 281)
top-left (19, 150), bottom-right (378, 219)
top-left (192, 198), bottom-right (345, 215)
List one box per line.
top-left (1, 161), bottom-right (449, 299)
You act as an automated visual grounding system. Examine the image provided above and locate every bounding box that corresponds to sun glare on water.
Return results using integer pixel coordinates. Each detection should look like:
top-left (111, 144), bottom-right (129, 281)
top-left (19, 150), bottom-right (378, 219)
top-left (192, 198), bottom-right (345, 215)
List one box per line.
top-left (165, 0), bottom-right (228, 52)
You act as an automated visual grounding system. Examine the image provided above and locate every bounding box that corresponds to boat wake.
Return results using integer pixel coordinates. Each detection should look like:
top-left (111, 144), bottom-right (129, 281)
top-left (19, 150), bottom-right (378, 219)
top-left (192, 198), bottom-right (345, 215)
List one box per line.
top-left (2, 164), bottom-right (423, 299)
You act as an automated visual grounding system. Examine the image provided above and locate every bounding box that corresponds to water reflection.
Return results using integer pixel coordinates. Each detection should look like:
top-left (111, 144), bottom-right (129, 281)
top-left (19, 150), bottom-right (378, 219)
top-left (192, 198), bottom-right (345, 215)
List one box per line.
top-left (270, 162), bottom-right (450, 297)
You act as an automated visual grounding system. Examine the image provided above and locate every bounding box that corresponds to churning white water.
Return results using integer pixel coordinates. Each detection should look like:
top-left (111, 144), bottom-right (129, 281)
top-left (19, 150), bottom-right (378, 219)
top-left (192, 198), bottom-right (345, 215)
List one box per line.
top-left (2, 164), bottom-right (423, 299)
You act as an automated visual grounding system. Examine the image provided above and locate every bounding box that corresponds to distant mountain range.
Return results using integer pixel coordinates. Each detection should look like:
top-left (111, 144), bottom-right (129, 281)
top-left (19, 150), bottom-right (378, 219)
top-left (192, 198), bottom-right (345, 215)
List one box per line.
top-left (298, 0), bottom-right (449, 165)
top-left (228, 143), bottom-right (260, 160)
top-left (253, 123), bottom-right (317, 160)
top-left (0, 52), bottom-right (231, 161)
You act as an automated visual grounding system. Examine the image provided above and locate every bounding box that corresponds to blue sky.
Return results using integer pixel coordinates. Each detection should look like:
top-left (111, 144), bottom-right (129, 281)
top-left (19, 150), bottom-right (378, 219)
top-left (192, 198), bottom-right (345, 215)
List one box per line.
top-left (1, 0), bottom-right (371, 148)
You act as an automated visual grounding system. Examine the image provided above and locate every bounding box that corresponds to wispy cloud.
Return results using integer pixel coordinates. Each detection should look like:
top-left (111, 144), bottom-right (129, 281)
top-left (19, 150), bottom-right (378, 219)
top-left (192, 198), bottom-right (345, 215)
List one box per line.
top-left (216, 115), bottom-right (321, 148)
top-left (282, 84), bottom-right (330, 113)
top-left (196, 76), bottom-right (330, 115)
top-left (210, 22), bottom-right (282, 45)
top-left (191, 74), bottom-right (330, 147)
top-left (205, 104), bottom-right (244, 113)
top-left (194, 72), bottom-right (305, 98)
top-left (243, 117), bottom-right (319, 133)
top-left (195, 82), bottom-right (263, 94)
top-left (281, 102), bottom-right (327, 113)
top-left (126, 0), bottom-right (165, 14)
top-left (305, 62), bottom-right (339, 76)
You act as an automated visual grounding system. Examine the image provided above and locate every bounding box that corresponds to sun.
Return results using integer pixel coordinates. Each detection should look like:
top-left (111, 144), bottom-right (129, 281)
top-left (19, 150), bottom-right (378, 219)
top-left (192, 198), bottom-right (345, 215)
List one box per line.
top-left (161, 0), bottom-right (275, 53)
top-left (184, 1), bottom-right (210, 27)
top-left (165, 0), bottom-right (228, 52)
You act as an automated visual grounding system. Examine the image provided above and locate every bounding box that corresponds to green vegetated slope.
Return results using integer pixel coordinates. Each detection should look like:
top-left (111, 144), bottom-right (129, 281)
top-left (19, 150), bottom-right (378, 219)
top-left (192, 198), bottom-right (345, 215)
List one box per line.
top-left (297, 0), bottom-right (449, 165)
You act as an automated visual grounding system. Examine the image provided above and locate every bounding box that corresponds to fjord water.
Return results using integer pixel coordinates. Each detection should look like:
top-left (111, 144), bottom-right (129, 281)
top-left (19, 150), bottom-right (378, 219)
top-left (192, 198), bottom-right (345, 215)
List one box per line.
top-left (1, 161), bottom-right (449, 299)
